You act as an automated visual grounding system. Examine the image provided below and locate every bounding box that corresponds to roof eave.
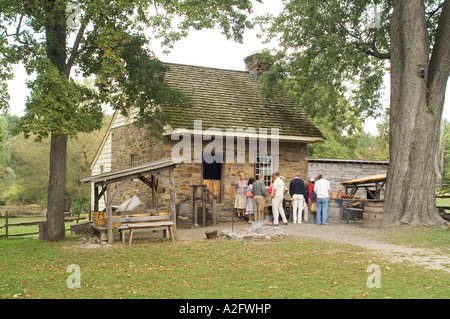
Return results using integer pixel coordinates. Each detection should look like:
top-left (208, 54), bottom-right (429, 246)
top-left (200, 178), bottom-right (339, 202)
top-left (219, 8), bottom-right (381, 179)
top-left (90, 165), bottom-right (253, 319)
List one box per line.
top-left (164, 127), bottom-right (325, 144)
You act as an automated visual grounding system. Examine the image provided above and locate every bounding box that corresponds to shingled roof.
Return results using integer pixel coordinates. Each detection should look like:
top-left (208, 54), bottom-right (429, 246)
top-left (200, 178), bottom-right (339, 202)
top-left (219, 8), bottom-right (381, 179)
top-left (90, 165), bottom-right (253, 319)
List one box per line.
top-left (163, 63), bottom-right (325, 142)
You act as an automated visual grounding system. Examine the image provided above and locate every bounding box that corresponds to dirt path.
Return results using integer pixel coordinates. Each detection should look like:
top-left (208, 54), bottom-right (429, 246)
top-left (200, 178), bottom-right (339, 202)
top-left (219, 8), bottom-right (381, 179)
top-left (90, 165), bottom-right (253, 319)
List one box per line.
top-left (176, 221), bottom-right (450, 273)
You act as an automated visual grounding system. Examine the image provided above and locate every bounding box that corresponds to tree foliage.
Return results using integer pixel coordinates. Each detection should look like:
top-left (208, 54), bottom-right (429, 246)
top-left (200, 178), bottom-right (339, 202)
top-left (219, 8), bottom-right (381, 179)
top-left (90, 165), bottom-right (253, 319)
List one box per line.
top-left (1, 0), bottom-right (260, 133)
top-left (256, 0), bottom-right (392, 135)
top-left (0, 113), bottom-right (14, 199)
top-left (8, 115), bottom-right (110, 205)
top-left (258, 0), bottom-right (450, 227)
top-left (308, 110), bottom-right (390, 161)
top-left (256, 0), bottom-right (445, 135)
top-left (1, 0), bottom-right (260, 240)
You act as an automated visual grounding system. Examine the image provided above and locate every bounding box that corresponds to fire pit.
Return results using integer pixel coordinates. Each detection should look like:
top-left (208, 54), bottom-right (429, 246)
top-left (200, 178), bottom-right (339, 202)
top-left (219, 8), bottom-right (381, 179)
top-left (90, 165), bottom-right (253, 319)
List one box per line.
top-left (219, 220), bottom-right (285, 240)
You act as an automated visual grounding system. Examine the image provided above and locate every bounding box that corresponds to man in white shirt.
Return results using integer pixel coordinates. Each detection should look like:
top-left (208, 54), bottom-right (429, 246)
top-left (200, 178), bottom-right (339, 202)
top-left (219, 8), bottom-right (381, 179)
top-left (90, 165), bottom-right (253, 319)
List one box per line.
top-left (271, 172), bottom-right (288, 225)
top-left (313, 175), bottom-right (331, 225)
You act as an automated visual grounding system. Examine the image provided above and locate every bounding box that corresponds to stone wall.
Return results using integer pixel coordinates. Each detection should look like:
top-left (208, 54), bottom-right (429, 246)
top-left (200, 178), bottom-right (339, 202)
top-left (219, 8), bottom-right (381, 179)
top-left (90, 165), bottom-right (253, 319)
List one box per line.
top-left (307, 158), bottom-right (389, 198)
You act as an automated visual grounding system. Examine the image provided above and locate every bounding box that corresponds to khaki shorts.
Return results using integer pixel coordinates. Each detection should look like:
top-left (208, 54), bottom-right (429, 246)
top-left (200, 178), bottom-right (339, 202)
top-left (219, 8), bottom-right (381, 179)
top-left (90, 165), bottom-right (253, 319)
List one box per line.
top-left (234, 194), bottom-right (247, 209)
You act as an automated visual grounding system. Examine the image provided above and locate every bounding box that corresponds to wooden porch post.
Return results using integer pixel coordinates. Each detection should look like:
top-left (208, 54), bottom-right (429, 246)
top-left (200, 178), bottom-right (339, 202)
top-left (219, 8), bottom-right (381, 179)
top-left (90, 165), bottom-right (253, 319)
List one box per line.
top-left (212, 196), bottom-right (217, 225)
top-left (193, 186), bottom-right (198, 226)
top-left (151, 175), bottom-right (158, 211)
top-left (169, 168), bottom-right (176, 232)
top-left (94, 185), bottom-right (100, 212)
top-left (201, 186), bottom-right (206, 227)
top-left (105, 179), bottom-right (129, 244)
top-left (106, 183), bottom-right (113, 244)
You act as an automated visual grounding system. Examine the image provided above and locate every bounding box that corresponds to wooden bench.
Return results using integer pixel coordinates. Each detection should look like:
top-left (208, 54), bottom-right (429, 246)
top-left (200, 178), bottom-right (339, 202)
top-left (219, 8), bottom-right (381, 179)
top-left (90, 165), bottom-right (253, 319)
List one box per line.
top-left (117, 213), bottom-right (175, 246)
top-left (126, 221), bottom-right (175, 247)
top-left (90, 210), bottom-right (175, 246)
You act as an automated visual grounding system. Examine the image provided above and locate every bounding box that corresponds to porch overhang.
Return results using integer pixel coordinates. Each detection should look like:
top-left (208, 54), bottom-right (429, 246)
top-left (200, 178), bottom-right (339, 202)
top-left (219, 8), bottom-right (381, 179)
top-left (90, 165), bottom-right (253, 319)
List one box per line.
top-left (81, 157), bottom-right (183, 244)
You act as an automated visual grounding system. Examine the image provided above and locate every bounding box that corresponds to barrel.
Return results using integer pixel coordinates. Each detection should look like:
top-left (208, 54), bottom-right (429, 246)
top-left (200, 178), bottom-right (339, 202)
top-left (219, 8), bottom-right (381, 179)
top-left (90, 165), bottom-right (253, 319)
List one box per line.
top-left (363, 201), bottom-right (384, 228)
top-left (328, 198), bottom-right (343, 223)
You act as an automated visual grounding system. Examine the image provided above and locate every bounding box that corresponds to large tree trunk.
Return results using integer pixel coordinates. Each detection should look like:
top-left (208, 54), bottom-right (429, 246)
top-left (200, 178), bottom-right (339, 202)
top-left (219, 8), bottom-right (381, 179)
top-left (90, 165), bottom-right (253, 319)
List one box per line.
top-left (43, 0), bottom-right (68, 241)
top-left (384, 0), bottom-right (449, 228)
top-left (45, 133), bottom-right (68, 241)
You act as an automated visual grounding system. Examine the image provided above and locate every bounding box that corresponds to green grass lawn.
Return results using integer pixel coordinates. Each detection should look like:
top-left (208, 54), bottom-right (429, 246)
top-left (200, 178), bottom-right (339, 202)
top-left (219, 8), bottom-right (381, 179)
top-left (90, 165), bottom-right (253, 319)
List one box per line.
top-left (0, 234), bottom-right (449, 299)
top-left (374, 227), bottom-right (450, 254)
top-left (436, 197), bottom-right (450, 207)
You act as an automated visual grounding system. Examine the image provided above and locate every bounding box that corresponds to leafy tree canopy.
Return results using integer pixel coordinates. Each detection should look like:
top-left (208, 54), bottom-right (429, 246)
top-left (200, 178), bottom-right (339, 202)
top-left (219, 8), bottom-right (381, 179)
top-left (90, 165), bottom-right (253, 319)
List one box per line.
top-left (0, 0), bottom-right (260, 138)
top-left (255, 0), bottom-right (444, 135)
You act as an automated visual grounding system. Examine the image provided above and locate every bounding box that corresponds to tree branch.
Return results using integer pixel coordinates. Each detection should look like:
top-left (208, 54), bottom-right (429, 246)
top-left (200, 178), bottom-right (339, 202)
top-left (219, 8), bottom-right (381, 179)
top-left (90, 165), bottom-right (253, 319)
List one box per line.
top-left (65, 20), bottom-right (88, 77)
top-left (355, 41), bottom-right (391, 60)
top-left (426, 2), bottom-right (444, 19)
top-left (3, 14), bottom-right (24, 42)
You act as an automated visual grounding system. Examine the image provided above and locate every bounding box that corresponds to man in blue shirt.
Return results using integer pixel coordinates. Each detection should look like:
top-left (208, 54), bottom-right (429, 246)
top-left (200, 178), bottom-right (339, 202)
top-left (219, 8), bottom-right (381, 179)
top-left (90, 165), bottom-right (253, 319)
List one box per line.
top-left (289, 172), bottom-right (308, 223)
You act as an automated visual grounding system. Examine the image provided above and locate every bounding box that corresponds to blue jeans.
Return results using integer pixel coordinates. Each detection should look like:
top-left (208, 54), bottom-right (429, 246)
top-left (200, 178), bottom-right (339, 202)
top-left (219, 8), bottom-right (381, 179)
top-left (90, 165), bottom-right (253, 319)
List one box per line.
top-left (316, 197), bottom-right (329, 225)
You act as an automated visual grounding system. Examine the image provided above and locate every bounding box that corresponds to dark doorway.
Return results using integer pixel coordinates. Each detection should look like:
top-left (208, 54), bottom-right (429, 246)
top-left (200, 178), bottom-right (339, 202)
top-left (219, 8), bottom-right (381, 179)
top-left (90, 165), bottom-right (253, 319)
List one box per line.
top-left (202, 159), bottom-right (223, 203)
top-left (203, 161), bottom-right (222, 180)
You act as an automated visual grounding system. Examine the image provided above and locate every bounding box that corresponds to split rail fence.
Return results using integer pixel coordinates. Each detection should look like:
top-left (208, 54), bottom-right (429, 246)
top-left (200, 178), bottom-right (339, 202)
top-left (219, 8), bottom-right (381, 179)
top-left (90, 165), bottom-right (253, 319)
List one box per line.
top-left (0, 211), bottom-right (85, 238)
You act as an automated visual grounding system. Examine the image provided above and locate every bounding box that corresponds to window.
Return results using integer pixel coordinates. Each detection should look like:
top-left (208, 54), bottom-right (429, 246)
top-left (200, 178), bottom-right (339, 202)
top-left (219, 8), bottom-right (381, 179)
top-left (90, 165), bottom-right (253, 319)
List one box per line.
top-left (131, 154), bottom-right (139, 167)
top-left (255, 156), bottom-right (273, 187)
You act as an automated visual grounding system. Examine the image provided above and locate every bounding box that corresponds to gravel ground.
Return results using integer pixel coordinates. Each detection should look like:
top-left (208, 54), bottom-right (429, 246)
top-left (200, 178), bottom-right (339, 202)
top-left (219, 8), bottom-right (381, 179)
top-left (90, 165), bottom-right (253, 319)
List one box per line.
top-left (176, 220), bottom-right (450, 273)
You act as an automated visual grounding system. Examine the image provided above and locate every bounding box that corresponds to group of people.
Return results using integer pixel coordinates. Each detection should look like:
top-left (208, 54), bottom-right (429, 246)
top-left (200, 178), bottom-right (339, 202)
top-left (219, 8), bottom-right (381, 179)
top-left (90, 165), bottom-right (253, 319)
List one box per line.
top-left (235, 172), bottom-right (331, 226)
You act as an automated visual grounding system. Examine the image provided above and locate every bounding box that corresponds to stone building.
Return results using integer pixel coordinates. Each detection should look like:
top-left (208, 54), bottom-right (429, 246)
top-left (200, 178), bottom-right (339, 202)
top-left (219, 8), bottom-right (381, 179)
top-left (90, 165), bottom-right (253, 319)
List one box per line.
top-left (89, 55), bottom-right (325, 223)
top-left (307, 158), bottom-right (389, 198)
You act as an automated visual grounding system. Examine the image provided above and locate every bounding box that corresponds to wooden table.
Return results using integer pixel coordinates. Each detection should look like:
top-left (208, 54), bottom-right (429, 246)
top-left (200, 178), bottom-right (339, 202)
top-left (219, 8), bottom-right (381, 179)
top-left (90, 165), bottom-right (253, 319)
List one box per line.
top-left (89, 213), bottom-right (175, 246)
top-left (127, 221), bottom-right (175, 247)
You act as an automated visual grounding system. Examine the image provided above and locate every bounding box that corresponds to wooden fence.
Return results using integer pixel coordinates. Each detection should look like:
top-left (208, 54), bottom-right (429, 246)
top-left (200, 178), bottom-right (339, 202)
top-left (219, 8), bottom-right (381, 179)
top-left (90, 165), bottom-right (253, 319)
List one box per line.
top-left (0, 211), bottom-right (85, 238)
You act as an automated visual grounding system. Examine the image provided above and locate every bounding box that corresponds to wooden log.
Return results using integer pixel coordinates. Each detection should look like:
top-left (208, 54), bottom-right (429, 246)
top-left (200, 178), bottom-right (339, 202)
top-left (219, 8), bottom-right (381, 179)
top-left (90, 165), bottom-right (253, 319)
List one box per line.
top-left (6, 220), bottom-right (46, 227)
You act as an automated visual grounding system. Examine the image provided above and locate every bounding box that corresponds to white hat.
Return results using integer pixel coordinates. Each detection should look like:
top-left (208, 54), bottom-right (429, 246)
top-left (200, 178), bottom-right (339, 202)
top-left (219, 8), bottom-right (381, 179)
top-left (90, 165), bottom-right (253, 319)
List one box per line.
top-left (310, 178), bottom-right (315, 182)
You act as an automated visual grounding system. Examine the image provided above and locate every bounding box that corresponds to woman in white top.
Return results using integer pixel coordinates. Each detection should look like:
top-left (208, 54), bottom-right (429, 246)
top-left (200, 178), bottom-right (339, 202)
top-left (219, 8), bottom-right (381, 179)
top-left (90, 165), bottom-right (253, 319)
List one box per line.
top-left (245, 178), bottom-right (255, 223)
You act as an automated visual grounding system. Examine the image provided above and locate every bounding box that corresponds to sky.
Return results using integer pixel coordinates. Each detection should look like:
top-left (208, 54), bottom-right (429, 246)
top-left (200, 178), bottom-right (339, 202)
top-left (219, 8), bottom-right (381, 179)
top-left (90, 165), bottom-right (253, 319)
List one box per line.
top-left (5, 0), bottom-right (450, 136)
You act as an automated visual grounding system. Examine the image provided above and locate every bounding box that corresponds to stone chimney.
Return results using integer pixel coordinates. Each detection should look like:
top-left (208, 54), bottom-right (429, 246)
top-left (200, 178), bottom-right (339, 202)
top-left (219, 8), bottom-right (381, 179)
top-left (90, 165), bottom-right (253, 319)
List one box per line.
top-left (244, 54), bottom-right (272, 81)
